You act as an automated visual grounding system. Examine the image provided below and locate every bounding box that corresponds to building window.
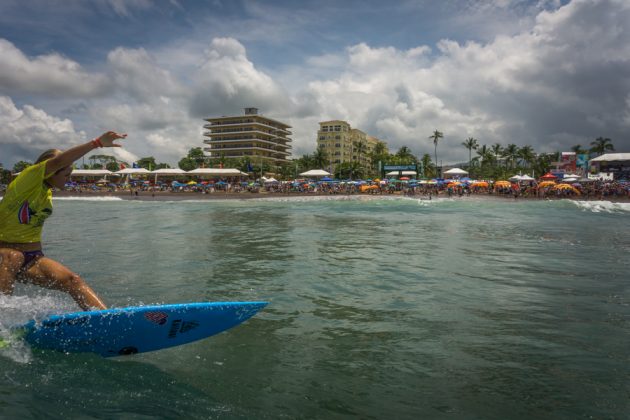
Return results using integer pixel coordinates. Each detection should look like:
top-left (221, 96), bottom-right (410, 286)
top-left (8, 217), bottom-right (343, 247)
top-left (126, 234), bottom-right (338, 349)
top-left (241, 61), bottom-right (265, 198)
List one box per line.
top-left (334, 125), bottom-right (341, 131)
top-left (335, 135), bottom-right (340, 139)
top-left (322, 126), bottom-right (328, 132)
top-left (335, 143), bottom-right (341, 148)
top-left (319, 136), bottom-right (325, 140)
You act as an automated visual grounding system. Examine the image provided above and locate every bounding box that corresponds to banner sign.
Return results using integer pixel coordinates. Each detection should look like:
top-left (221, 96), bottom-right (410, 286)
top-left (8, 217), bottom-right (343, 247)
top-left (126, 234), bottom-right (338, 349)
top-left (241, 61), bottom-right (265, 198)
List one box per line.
top-left (383, 165), bottom-right (416, 171)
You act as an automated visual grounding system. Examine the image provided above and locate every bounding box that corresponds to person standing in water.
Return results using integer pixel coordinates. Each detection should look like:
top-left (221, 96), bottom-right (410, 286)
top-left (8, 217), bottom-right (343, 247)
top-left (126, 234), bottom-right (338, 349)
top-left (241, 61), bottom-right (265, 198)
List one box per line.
top-left (0, 131), bottom-right (127, 310)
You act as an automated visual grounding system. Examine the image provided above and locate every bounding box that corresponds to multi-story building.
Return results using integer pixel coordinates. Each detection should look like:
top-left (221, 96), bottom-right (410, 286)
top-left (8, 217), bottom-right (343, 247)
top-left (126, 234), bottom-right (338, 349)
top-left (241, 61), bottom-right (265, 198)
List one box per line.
top-left (203, 108), bottom-right (292, 166)
top-left (316, 120), bottom-right (386, 172)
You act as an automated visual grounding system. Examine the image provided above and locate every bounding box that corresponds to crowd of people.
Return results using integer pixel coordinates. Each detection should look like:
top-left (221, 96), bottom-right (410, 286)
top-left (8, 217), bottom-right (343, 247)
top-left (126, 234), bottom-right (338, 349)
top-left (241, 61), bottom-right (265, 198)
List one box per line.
top-left (48, 177), bottom-right (630, 200)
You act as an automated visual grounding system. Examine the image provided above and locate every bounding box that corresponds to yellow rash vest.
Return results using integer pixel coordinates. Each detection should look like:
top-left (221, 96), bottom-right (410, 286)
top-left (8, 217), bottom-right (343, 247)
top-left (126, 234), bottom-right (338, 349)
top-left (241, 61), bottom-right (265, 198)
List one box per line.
top-left (0, 161), bottom-right (53, 244)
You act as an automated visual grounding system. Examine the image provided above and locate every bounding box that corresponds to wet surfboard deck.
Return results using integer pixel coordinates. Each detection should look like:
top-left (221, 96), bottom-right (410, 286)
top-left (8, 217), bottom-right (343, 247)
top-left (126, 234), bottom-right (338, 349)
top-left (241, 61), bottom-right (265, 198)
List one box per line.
top-left (16, 301), bottom-right (267, 357)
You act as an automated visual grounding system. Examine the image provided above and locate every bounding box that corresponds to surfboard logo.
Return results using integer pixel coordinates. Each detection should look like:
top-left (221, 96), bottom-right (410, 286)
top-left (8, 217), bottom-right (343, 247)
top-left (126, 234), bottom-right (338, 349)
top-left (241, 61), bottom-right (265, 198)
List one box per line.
top-left (167, 319), bottom-right (200, 338)
top-left (144, 312), bottom-right (168, 325)
top-left (18, 201), bottom-right (33, 224)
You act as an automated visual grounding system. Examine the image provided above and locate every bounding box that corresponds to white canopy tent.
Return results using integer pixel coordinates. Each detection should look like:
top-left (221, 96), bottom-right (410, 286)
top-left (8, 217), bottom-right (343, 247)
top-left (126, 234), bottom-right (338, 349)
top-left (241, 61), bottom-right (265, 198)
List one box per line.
top-left (70, 169), bottom-right (112, 177)
top-left (444, 168), bottom-right (468, 176)
top-left (509, 174), bottom-right (536, 182)
top-left (299, 169), bottom-right (331, 177)
top-left (114, 168), bottom-right (151, 175)
top-left (150, 168), bottom-right (187, 183)
top-left (589, 153), bottom-right (630, 162)
top-left (187, 168), bottom-right (248, 177)
top-left (150, 168), bottom-right (187, 175)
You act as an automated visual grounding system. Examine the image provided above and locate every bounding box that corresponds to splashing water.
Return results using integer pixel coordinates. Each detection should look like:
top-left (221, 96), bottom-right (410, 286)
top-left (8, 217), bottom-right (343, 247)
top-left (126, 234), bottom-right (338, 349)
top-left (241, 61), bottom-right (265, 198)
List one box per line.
top-left (0, 292), bottom-right (77, 363)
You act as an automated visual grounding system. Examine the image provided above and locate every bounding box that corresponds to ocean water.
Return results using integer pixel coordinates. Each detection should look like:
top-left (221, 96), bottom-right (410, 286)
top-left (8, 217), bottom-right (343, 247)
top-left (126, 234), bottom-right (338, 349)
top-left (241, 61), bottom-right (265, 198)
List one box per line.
top-left (0, 195), bottom-right (628, 419)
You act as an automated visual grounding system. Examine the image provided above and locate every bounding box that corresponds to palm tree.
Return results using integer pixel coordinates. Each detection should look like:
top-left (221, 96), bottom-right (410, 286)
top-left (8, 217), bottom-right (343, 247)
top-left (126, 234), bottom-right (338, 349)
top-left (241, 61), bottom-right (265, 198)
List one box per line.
top-left (428, 130), bottom-right (443, 177)
top-left (395, 146), bottom-right (416, 163)
top-left (501, 144), bottom-right (519, 169)
top-left (571, 144), bottom-right (587, 154)
top-left (420, 153), bottom-right (433, 178)
top-left (475, 145), bottom-right (492, 167)
top-left (313, 146), bottom-right (328, 169)
top-left (590, 137), bottom-right (614, 156)
top-left (518, 145), bottom-right (535, 169)
top-left (462, 137), bottom-right (478, 170)
top-left (491, 143), bottom-right (503, 166)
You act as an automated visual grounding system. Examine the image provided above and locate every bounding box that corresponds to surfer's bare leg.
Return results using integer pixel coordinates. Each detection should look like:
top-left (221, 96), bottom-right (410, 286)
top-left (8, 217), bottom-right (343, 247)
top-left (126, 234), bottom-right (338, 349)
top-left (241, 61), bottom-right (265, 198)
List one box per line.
top-left (0, 249), bottom-right (24, 295)
top-left (20, 257), bottom-right (107, 311)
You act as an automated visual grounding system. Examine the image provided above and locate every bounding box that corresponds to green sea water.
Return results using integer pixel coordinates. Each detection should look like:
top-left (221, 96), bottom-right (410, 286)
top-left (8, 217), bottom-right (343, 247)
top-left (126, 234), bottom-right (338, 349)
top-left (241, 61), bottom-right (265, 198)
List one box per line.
top-left (1, 195), bottom-right (629, 419)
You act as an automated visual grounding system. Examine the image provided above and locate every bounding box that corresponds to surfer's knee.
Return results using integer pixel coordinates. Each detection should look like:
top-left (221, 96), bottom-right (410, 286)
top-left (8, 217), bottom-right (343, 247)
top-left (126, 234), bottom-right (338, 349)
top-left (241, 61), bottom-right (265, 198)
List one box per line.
top-left (0, 249), bottom-right (24, 274)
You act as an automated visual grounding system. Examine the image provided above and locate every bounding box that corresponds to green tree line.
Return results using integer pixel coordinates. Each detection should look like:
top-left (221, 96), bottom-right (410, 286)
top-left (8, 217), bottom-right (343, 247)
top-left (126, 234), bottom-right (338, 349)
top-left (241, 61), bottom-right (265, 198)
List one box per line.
top-left (1, 135), bottom-right (615, 185)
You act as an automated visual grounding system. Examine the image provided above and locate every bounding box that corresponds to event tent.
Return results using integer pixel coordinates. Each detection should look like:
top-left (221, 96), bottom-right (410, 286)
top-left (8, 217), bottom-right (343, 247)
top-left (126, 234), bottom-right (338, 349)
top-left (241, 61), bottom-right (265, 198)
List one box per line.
top-left (70, 169), bottom-right (112, 177)
top-left (299, 169), bottom-right (331, 177)
top-left (114, 168), bottom-right (151, 175)
top-left (150, 168), bottom-right (187, 175)
top-left (444, 168), bottom-right (468, 175)
top-left (188, 168), bottom-right (248, 176)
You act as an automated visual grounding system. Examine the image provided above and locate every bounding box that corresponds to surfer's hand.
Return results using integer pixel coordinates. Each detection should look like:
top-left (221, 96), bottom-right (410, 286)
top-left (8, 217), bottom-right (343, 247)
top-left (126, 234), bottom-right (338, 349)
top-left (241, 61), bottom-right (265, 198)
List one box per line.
top-left (96, 131), bottom-right (127, 148)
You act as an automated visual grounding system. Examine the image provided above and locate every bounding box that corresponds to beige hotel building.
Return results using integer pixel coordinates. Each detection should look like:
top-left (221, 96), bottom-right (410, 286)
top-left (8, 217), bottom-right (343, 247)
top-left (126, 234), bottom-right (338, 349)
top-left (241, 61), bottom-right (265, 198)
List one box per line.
top-left (203, 108), bottom-right (292, 166)
top-left (316, 120), bottom-right (386, 172)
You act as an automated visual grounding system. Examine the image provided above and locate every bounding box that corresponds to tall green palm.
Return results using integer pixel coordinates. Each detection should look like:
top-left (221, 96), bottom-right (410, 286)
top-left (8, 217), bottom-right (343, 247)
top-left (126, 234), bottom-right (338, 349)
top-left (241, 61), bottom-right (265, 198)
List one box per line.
top-left (491, 143), bottom-right (503, 165)
top-left (571, 144), bottom-right (587, 154)
top-left (396, 146), bottom-right (416, 163)
top-left (462, 137), bottom-right (478, 170)
top-left (589, 137), bottom-right (614, 156)
top-left (313, 146), bottom-right (328, 169)
top-left (518, 145), bottom-right (535, 169)
top-left (475, 145), bottom-right (492, 167)
top-left (502, 144), bottom-right (519, 169)
top-left (428, 130), bottom-right (443, 176)
top-left (420, 153), bottom-right (433, 178)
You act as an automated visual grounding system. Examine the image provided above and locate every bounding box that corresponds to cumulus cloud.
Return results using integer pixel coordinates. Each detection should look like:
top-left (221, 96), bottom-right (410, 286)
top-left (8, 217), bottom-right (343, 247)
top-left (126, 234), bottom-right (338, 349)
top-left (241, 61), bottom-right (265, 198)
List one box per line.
top-left (292, 0), bottom-right (630, 162)
top-left (107, 47), bottom-right (186, 103)
top-left (189, 38), bottom-right (292, 118)
top-left (0, 39), bottom-right (110, 98)
top-left (2, 0), bottom-right (629, 169)
top-left (0, 96), bottom-right (85, 165)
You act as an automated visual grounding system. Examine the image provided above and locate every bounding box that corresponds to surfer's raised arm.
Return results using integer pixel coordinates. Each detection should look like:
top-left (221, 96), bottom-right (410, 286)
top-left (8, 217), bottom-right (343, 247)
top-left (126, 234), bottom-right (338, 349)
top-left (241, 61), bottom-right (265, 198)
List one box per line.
top-left (45, 131), bottom-right (128, 178)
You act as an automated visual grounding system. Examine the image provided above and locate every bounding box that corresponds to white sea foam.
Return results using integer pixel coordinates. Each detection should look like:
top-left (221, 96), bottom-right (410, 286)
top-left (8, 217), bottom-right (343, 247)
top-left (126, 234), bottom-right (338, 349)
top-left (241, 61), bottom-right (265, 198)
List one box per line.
top-left (570, 200), bottom-right (630, 213)
top-left (53, 196), bottom-right (123, 202)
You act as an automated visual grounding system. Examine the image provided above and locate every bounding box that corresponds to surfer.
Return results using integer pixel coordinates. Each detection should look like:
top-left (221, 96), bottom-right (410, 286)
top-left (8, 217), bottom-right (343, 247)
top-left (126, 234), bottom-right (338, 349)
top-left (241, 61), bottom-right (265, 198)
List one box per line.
top-left (0, 131), bottom-right (127, 311)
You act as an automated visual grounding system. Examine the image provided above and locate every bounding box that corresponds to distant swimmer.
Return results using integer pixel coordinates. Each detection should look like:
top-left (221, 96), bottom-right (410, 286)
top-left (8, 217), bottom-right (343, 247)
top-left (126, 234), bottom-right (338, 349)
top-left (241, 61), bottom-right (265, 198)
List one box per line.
top-left (0, 131), bottom-right (127, 310)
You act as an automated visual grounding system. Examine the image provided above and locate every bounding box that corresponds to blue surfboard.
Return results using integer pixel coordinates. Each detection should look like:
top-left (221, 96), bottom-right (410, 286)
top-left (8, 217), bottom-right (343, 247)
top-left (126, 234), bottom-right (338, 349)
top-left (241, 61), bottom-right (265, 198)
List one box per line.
top-left (14, 301), bottom-right (267, 357)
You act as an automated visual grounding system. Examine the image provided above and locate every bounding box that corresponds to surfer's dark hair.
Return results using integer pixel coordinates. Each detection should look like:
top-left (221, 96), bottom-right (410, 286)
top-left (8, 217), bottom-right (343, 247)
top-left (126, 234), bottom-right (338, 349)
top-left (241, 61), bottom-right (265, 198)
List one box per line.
top-left (35, 149), bottom-right (61, 164)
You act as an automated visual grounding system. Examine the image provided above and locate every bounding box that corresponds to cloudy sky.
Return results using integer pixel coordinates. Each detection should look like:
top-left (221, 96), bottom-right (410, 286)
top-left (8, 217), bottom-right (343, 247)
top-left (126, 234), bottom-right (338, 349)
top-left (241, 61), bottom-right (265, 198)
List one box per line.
top-left (0, 0), bottom-right (628, 168)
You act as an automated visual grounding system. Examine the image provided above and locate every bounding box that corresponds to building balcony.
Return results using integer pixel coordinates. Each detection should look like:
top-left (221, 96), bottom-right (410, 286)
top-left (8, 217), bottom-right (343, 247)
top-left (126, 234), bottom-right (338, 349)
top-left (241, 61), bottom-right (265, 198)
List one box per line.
top-left (203, 121), bottom-right (291, 135)
top-left (203, 137), bottom-right (292, 150)
top-left (204, 145), bottom-right (291, 156)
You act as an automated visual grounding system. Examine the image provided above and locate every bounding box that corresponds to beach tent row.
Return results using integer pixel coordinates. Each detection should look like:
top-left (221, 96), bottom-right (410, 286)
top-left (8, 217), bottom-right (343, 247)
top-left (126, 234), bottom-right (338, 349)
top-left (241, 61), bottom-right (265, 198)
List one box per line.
top-left (70, 168), bottom-right (249, 176)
